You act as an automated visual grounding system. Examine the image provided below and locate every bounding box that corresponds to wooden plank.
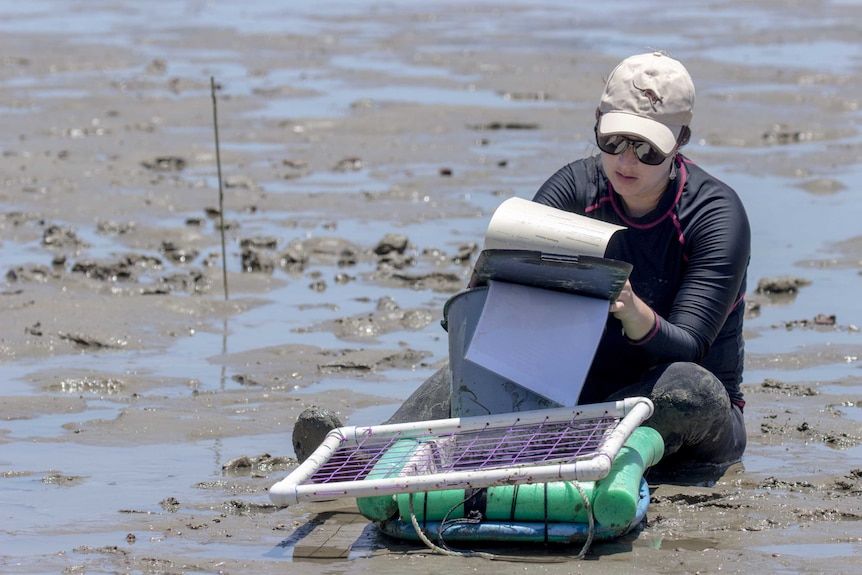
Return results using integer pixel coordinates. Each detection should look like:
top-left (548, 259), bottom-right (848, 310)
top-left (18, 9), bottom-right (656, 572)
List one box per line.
top-left (292, 511), bottom-right (370, 559)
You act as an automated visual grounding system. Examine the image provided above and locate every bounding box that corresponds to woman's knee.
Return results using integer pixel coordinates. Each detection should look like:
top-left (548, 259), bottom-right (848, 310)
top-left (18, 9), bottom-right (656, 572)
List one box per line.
top-left (648, 362), bottom-right (729, 412)
top-left (640, 363), bottom-right (736, 456)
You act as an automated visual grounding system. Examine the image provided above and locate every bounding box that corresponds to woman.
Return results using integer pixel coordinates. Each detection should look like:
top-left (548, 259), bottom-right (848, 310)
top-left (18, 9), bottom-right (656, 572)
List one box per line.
top-left (531, 51), bottom-right (749, 470)
top-left (295, 52), bottom-right (749, 473)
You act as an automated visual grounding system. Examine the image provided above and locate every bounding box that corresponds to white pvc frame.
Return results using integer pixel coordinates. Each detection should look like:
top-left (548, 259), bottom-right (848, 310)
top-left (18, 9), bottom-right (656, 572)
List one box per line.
top-left (269, 397), bottom-right (653, 507)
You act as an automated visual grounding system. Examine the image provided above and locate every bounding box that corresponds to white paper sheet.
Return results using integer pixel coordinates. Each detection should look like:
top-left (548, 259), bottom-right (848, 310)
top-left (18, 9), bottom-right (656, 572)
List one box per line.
top-left (464, 280), bottom-right (609, 406)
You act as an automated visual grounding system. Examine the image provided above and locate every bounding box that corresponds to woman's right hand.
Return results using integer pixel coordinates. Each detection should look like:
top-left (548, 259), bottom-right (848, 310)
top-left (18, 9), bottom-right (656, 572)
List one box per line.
top-left (611, 280), bottom-right (656, 342)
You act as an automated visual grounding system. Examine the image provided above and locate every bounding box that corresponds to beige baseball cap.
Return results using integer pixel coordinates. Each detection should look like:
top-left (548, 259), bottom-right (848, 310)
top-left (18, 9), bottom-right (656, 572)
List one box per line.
top-left (597, 52), bottom-right (695, 155)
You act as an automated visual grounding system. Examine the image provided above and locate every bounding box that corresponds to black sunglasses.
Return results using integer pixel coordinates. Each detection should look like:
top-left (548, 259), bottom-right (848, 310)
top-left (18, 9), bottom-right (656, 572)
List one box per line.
top-left (594, 129), bottom-right (668, 166)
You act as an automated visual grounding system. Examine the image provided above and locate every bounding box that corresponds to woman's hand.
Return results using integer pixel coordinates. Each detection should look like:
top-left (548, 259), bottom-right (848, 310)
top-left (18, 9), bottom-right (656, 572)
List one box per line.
top-left (610, 280), bottom-right (656, 341)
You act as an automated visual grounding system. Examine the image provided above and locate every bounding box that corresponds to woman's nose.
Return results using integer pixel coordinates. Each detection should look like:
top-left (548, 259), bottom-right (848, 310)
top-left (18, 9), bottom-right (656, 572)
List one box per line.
top-left (619, 144), bottom-right (639, 166)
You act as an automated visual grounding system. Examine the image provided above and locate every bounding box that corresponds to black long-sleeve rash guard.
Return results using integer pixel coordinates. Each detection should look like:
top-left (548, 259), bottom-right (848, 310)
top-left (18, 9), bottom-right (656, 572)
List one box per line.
top-left (532, 154), bottom-right (750, 407)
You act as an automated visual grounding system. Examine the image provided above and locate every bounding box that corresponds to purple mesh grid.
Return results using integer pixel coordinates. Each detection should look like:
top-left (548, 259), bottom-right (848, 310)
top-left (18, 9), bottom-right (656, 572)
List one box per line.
top-left (304, 413), bottom-right (619, 485)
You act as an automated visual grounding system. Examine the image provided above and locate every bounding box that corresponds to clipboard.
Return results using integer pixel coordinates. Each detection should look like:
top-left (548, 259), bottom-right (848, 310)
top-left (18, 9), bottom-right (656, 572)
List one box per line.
top-left (468, 249), bottom-right (632, 301)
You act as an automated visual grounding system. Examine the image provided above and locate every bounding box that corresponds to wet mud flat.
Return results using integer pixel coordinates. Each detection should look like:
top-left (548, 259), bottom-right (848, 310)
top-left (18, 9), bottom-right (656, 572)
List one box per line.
top-left (2, 1), bottom-right (862, 574)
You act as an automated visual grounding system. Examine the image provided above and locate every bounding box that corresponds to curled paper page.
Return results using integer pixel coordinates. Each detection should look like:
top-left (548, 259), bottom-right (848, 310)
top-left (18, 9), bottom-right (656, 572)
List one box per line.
top-left (483, 197), bottom-right (624, 258)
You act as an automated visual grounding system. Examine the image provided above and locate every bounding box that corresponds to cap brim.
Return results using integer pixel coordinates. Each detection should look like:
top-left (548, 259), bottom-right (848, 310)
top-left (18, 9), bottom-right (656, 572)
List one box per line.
top-left (598, 112), bottom-right (680, 156)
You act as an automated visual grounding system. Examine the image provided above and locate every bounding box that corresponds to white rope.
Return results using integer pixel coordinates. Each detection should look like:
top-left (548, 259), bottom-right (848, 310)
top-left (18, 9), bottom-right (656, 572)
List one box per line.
top-left (571, 481), bottom-right (595, 559)
top-left (408, 492), bottom-right (496, 559)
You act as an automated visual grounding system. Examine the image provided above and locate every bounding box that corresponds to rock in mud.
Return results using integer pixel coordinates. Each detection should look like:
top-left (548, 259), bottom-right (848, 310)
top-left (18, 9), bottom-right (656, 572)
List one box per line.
top-left (756, 275), bottom-right (811, 294)
top-left (141, 156), bottom-right (186, 171)
top-left (42, 225), bottom-right (88, 250)
top-left (241, 247), bottom-right (276, 273)
top-left (373, 233), bottom-right (409, 255)
top-left (292, 407), bottom-right (343, 462)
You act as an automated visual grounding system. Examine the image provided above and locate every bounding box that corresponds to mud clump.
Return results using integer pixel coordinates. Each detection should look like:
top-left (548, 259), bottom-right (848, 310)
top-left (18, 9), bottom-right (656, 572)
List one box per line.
top-left (291, 407), bottom-right (343, 462)
top-left (756, 276), bottom-right (811, 294)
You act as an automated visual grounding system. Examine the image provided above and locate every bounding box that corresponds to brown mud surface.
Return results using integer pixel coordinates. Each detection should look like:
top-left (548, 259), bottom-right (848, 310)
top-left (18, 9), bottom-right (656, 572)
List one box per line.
top-left (1, 2), bottom-right (861, 574)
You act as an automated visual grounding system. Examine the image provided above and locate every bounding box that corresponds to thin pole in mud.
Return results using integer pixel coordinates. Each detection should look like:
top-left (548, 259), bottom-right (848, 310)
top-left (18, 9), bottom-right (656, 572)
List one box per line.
top-left (210, 76), bottom-right (229, 300)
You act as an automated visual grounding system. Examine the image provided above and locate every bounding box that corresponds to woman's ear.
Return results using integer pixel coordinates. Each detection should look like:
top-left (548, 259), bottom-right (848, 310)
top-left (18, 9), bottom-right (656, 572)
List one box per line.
top-left (678, 126), bottom-right (691, 147)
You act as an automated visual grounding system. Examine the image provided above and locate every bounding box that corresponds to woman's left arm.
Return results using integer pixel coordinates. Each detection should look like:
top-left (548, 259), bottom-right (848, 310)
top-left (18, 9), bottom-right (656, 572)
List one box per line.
top-left (618, 190), bottom-right (751, 361)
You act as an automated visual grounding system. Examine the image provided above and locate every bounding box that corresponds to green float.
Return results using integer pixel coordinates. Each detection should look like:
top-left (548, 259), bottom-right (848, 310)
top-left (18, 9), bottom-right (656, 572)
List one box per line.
top-left (357, 426), bottom-right (664, 542)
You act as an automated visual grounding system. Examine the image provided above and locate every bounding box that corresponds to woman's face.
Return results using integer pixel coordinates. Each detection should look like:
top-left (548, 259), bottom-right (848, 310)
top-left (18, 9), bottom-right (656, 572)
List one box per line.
top-left (600, 144), bottom-right (674, 216)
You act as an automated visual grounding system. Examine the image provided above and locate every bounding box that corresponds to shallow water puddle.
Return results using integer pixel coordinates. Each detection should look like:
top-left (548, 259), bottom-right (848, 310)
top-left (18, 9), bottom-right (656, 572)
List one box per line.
top-left (829, 402), bottom-right (862, 422)
top-left (2, 399), bottom-right (121, 440)
top-left (752, 542), bottom-right (862, 559)
top-left (4, 445), bottom-right (203, 530)
top-left (637, 535), bottom-right (719, 552)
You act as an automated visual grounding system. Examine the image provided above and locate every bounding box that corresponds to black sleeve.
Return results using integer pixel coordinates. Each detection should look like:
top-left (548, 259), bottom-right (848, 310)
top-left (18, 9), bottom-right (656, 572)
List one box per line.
top-left (637, 187), bottom-right (750, 362)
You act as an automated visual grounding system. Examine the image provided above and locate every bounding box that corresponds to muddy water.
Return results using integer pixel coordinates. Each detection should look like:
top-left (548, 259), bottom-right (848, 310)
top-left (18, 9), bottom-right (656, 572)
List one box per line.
top-left (1, 1), bottom-right (862, 574)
